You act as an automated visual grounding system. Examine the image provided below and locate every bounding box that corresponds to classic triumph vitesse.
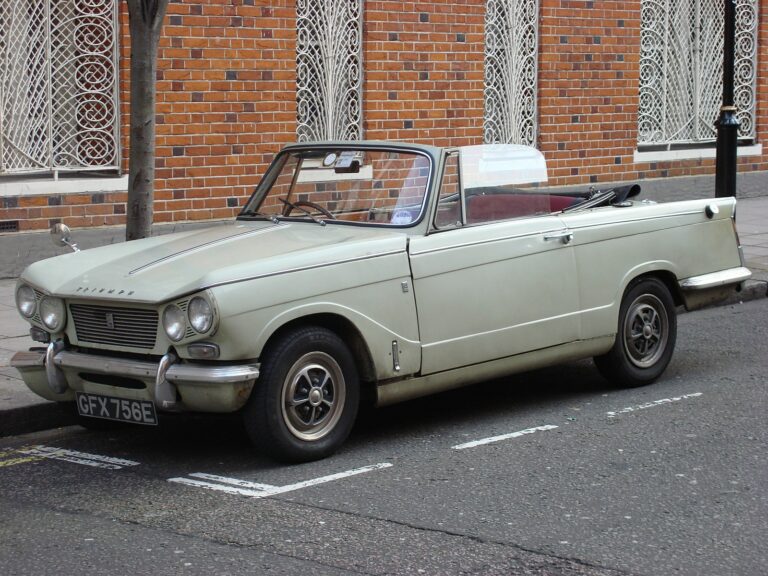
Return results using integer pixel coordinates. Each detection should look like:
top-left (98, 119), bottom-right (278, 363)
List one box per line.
top-left (12, 142), bottom-right (750, 461)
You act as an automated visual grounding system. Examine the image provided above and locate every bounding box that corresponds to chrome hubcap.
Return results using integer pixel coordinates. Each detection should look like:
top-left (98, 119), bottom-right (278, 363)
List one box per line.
top-left (623, 294), bottom-right (669, 369)
top-left (281, 352), bottom-right (345, 441)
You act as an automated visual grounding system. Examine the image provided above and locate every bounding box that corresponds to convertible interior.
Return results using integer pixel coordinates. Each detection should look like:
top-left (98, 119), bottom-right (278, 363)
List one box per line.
top-left (458, 183), bottom-right (643, 225)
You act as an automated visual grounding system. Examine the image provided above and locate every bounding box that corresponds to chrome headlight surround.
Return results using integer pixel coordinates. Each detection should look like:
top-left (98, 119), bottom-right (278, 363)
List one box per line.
top-left (188, 296), bottom-right (213, 334)
top-left (162, 304), bottom-right (186, 342)
top-left (39, 296), bottom-right (67, 332)
top-left (15, 284), bottom-right (37, 318)
top-left (162, 292), bottom-right (218, 344)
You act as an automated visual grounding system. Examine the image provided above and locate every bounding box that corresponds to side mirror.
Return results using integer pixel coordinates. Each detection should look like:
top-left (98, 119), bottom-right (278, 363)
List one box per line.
top-left (50, 223), bottom-right (80, 252)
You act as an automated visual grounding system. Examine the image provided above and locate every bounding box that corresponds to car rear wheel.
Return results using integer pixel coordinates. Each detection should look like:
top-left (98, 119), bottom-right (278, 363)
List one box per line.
top-left (594, 277), bottom-right (677, 388)
top-left (242, 326), bottom-right (359, 462)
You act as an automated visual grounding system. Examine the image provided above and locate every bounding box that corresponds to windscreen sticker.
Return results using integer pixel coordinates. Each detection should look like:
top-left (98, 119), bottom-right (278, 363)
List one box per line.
top-left (391, 210), bottom-right (413, 225)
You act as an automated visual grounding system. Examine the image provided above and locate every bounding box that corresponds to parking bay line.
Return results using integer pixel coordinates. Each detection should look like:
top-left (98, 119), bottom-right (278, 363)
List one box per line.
top-left (17, 445), bottom-right (140, 470)
top-left (168, 462), bottom-right (393, 499)
top-left (606, 392), bottom-right (703, 418)
top-left (0, 455), bottom-right (42, 468)
top-left (452, 425), bottom-right (559, 450)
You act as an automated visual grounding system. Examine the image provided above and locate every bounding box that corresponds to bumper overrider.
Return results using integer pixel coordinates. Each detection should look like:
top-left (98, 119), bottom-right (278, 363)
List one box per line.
top-left (11, 342), bottom-right (260, 413)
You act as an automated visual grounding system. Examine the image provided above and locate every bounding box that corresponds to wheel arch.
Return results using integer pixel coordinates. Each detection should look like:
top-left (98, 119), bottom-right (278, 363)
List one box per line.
top-left (624, 269), bottom-right (684, 308)
top-left (260, 313), bottom-right (377, 386)
top-left (595, 268), bottom-right (679, 387)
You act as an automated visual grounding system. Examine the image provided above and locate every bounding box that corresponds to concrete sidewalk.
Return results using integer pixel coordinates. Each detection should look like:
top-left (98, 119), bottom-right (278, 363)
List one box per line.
top-left (1, 197), bottom-right (767, 438)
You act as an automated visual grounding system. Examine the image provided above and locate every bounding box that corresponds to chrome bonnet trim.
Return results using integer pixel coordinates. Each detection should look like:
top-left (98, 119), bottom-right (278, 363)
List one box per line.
top-left (679, 267), bottom-right (751, 290)
top-left (53, 350), bottom-right (260, 384)
top-left (129, 226), bottom-right (282, 276)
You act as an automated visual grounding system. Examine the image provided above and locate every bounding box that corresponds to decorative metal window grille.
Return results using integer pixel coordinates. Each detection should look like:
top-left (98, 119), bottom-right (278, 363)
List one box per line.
top-left (483, 0), bottom-right (539, 146)
top-left (638, 0), bottom-right (758, 147)
top-left (296, 0), bottom-right (363, 142)
top-left (0, 0), bottom-right (120, 175)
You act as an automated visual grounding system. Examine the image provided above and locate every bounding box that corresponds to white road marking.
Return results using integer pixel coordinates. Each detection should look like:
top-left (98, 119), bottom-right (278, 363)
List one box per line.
top-left (606, 393), bottom-right (703, 418)
top-left (19, 445), bottom-right (140, 469)
top-left (168, 462), bottom-right (393, 499)
top-left (452, 425), bottom-right (559, 450)
top-left (188, 473), bottom-right (276, 491)
top-left (168, 477), bottom-right (269, 497)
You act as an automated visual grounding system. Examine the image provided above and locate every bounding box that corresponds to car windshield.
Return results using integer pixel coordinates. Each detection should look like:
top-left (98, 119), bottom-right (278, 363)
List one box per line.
top-left (240, 148), bottom-right (431, 226)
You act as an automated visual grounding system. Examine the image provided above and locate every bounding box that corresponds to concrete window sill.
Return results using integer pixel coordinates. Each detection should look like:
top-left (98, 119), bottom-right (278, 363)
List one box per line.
top-left (634, 144), bottom-right (763, 164)
top-left (0, 175), bottom-right (128, 198)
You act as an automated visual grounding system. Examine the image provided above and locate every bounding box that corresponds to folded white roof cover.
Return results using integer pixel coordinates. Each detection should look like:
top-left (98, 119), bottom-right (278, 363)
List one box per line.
top-left (459, 144), bottom-right (548, 189)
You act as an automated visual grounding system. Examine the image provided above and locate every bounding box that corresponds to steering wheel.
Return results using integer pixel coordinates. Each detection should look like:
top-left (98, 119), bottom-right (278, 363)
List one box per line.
top-left (285, 200), bottom-right (336, 219)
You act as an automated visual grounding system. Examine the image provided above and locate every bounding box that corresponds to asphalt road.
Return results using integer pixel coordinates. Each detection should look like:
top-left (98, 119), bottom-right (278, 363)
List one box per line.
top-left (1, 300), bottom-right (766, 576)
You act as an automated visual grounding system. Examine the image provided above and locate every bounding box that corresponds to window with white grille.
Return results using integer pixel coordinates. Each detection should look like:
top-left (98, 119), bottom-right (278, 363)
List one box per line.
top-left (296, 0), bottom-right (363, 142)
top-left (483, 0), bottom-right (539, 146)
top-left (0, 0), bottom-right (120, 175)
top-left (638, 0), bottom-right (758, 148)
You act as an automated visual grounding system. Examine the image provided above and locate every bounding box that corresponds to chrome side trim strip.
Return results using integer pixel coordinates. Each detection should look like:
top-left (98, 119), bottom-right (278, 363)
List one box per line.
top-left (410, 229), bottom-right (562, 256)
top-left (562, 209), bottom-right (703, 230)
top-left (421, 303), bottom-right (611, 349)
top-left (202, 249), bottom-right (406, 291)
top-left (412, 208), bottom-right (709, 257)
top-left (679, 267), bottom-right (751, 290)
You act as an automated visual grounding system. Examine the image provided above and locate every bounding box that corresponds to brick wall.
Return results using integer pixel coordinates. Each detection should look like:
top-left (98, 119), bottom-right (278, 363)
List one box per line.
top-left (148, 0), bottom-right (297, 225)
top-left (363, 1), bottom-right (485, 146)
top-left (2, 0), bottom-right (299, 232)
top-left (539, 0), bottom-right (768, 186)
top-left (0, 192), bottom-right (127, 233)
top-left (538, 0), bottom-right (641, 184)
top-left (754, 0), bottom-right (768, 174)
top-left (2, 0), bottom-right (767, 233)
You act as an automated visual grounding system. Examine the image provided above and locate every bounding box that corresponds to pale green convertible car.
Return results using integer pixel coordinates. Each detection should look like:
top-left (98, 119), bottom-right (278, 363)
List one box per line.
top-left (12, 142), bottom-right (750, 461)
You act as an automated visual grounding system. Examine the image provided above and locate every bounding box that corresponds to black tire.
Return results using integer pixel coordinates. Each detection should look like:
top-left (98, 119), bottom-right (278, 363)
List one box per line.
top-left (594, 277), bottom-right (677, 388)
top-left (242, 326), bottom-right (360, 463)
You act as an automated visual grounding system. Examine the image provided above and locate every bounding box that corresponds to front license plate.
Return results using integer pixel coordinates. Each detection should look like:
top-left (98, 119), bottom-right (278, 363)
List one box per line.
top-left (76, 392), bottom-right (158, 426)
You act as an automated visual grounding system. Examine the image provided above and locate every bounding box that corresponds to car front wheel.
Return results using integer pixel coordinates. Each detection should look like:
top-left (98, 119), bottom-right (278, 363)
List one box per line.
top-left (594, 277), bottom-right (677, 388)
top-left (242, 326), bottom-right (360, 462)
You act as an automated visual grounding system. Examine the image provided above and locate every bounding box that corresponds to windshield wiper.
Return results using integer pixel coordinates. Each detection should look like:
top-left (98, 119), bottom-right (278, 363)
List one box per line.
top-left (238, 209), bottom-right (280, 224)
top-left (278, 198), bottom-right (326, 226)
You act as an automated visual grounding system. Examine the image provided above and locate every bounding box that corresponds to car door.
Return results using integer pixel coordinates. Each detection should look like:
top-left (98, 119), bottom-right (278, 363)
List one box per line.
top-left (409, 216), bottom-right (580, 374)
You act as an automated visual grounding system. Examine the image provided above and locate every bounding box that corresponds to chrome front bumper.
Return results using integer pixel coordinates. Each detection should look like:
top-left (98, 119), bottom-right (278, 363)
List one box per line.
top-left (11, 343), bottom-right (260, 413)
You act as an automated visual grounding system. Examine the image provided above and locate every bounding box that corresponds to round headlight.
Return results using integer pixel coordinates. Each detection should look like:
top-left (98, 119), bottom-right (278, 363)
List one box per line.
top-left (163, 304), bottom-right (186, 341)
top-left (39, 297), bottom-right (66, 331)
top-left (16, 284), bottom-right (37, 318)
top-left (188, 297), bottom-right (213, 333)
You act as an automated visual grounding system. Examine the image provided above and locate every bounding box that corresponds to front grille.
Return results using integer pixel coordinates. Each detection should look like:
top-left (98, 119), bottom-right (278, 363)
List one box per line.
top-left (32, 289), bottom-right (45, 324)
top-left (70, 304), bottom-right (158, 350)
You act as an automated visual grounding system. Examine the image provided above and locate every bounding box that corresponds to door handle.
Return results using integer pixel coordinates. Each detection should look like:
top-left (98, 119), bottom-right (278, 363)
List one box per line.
top-left (543, 230), bottom-right (573, 244)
